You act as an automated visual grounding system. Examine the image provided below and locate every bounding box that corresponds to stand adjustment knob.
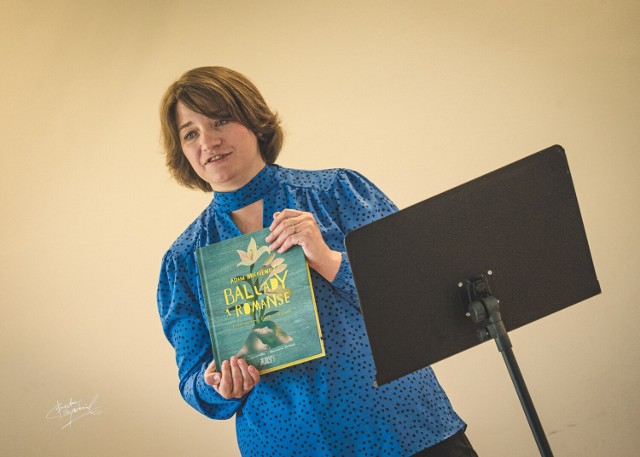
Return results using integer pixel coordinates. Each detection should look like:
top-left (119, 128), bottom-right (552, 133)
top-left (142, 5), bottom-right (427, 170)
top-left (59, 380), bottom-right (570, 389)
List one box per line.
top-left (467, 300), bottom-right (486, 323)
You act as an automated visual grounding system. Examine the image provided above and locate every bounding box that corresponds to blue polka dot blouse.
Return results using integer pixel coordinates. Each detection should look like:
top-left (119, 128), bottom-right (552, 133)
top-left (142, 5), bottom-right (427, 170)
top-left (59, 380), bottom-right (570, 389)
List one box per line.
top-left (157, 164), bottom-right (465, 456)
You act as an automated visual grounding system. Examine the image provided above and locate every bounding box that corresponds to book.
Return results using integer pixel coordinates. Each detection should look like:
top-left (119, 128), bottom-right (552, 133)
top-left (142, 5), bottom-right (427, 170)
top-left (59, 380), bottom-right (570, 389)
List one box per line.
top-left (195, 227), bottom-right (325, 374)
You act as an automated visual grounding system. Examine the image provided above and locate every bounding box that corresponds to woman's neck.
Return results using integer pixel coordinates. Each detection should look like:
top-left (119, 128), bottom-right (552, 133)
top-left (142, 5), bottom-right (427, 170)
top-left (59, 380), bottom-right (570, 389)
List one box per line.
top-left (231, 200), bottom-right (264, 234)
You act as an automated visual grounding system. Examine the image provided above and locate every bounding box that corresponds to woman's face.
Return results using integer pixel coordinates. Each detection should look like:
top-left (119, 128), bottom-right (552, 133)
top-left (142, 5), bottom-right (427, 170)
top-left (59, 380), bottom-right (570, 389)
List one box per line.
top-left (176, 102), bottom-right (265, 192)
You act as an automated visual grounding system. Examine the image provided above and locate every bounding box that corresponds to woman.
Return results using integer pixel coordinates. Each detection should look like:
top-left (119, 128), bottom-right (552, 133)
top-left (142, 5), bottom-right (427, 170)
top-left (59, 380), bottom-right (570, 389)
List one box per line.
top-left (157, 66), bottom-right (478, 457)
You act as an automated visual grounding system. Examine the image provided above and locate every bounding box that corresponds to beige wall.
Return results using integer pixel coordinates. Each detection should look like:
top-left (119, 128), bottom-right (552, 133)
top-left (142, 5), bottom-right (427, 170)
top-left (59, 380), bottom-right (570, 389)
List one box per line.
top-left (1, 1), bottom-right (638, 455)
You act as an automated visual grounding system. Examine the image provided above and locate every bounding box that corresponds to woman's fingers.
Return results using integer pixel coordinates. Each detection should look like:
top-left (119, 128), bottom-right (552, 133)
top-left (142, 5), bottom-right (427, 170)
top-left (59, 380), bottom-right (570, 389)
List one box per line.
top-left (265, 208), bottom-right (341, 282)
top-left (266, 210), bottom-right (303, 249)
top-left (229, 357), bottom-right (247, 397)
top-left (211, 357), bottom-right (260, 399)
top-left (248, 364), bottom-right (260, 385)
top-left (217, 359), bottom-right (234, 397)
top-left (267, 210), bottom-right (316, 254)
top-left (268, 209), bottom-right (298, 232)
top-left (236, 358), bottom-right (257, 392)
top-left (204, 360), bottom-right (221, 387)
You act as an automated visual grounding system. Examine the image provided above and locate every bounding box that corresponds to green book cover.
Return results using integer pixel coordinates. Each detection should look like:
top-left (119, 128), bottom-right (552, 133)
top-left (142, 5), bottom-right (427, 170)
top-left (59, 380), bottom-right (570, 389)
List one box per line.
top-left (195, 227), bottom-right (325, 374)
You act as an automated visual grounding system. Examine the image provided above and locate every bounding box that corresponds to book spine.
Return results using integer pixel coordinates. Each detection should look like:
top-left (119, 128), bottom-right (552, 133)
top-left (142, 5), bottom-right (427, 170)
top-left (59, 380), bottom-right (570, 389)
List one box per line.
top-left (195, 249), bottom-right (221, 366)
top-left (304, 259), bottom-right (324, 355)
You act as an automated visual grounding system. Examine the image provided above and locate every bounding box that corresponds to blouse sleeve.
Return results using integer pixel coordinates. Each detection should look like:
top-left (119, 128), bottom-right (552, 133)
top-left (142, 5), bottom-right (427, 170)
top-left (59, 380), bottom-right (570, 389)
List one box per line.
top-left (327, 169), bottom-right (399, 307)
top-left (157, 250), bottom-right (244, 419)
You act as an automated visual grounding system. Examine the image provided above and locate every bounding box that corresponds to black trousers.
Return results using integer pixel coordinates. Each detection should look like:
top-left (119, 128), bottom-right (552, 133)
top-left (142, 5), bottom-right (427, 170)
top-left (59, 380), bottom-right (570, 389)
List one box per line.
top-left (411, 430), bottom-right (479, 457)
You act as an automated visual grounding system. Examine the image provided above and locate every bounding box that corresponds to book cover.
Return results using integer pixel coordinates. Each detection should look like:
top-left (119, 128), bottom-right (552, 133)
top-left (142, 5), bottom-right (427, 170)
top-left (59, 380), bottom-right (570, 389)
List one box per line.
top-left (195, 227), bottom-right (325, 374)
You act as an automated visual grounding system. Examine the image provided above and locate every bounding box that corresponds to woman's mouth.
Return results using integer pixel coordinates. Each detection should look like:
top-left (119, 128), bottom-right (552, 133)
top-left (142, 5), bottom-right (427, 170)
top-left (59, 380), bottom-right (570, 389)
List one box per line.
top-left (204, 152), bottom-right (231, 165)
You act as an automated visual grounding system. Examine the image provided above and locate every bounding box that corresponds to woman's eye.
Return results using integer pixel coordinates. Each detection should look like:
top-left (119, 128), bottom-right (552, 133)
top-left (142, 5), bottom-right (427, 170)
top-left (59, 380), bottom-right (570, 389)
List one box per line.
top-left (214, 119), bottom-right (228, 127)
top-left (184, 131), bottom-right (197, 141)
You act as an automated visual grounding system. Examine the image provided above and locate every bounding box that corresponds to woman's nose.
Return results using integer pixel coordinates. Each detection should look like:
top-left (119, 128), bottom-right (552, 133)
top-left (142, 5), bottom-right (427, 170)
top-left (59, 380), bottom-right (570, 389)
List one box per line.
top-left (201, 129), bottom-right (222, 152)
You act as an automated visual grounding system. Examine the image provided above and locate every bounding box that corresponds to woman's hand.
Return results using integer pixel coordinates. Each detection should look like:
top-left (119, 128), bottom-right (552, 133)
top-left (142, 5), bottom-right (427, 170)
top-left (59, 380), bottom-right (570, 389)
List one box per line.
top-left (204, 357), bottom-right (260, 400)
top-left (266, 209), bottom-right (342, 282)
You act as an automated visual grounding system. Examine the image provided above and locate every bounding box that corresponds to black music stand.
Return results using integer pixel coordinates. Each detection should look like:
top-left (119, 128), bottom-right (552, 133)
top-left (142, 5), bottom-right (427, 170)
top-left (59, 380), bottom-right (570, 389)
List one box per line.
top-left (344, 145), bottom-right (600, 457)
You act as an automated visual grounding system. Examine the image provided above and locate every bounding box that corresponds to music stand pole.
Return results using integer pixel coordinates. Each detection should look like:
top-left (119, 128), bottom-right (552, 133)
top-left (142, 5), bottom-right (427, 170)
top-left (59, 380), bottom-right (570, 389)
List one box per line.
top-left (460, 272), bottom-right (554, 457)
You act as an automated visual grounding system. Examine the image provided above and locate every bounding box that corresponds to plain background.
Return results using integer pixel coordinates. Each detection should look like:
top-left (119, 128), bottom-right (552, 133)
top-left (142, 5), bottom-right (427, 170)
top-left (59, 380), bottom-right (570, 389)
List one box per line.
top-left (1, 1), bottom-right (638, 456)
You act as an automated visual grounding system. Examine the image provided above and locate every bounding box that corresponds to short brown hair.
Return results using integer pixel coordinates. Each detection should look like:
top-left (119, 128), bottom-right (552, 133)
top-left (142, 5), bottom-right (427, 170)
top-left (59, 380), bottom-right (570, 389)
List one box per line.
top-left (160, 66), bottom-right (284, 192)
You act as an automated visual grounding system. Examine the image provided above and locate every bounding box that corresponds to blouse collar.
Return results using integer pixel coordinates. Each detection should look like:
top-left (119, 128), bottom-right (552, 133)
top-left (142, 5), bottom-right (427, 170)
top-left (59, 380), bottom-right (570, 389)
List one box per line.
top-left (210, 164), bottom-right (277, 213)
